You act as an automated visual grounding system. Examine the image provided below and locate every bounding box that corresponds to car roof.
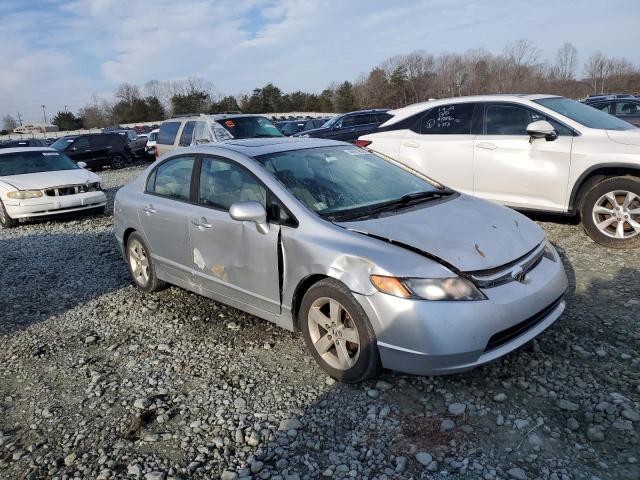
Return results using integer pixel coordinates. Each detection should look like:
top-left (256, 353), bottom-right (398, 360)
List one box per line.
top-left (192, 137), bottom-right (349, 157)
top-left (384, 94), bottom-right (562, 124)
top-left (0, 147), bottom-right (57, 155)
top-left (164, 113), bottom-right (268, 122)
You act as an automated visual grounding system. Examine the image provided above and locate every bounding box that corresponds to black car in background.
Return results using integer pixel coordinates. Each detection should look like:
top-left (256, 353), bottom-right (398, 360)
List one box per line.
top-left (586, 95), bottom-right (640, 127)
top-left (0, 138), bottom-right (48, 148)
top-left (293, 109), bottom-right (391, 143)
top-left (112, 129), bottom-right (148, 157)
top-left (50, 133), bottom-right (131, 169)
top-left (277, 120), bottom-right (307, 136)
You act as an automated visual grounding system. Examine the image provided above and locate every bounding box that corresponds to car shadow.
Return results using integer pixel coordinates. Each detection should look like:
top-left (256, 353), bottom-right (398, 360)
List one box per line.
top-left (0, 231), bottom-right (130, 336)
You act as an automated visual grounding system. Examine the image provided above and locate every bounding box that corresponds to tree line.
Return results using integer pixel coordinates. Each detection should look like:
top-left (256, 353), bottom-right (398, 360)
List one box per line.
top-left (3, 40), bottom-right (639, 133)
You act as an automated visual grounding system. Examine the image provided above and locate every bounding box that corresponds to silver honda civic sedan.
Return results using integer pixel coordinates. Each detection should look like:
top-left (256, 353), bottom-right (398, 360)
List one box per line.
top-left (113, 138), bottom-right (568, 383)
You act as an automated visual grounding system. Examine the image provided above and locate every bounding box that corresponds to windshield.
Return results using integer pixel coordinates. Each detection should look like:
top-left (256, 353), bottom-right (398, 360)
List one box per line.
top-left (217, 116), bottom-right (284, 139)
top-left (50, 138), bottom-right (75, 151)
top-left (0, 150), bottom-right (79, 176)
top-left (255, 145), bottom-right (445, 219)
top-left (534, 97), bottom-right (635, 130)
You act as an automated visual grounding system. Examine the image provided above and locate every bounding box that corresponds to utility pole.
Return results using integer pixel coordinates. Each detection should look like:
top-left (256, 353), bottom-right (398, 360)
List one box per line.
top-left (16, 112), bottom-right (22, 126)
top-left (42, 105), bottom-right (47, 125)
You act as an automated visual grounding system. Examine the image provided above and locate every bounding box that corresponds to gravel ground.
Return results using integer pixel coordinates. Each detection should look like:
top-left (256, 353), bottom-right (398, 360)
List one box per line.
top-left (0, 164), bottom-right (638, 480)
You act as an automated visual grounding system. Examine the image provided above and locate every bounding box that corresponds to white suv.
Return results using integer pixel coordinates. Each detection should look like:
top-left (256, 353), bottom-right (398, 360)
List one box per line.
top-left (358, 95), bottom-right (640, 248)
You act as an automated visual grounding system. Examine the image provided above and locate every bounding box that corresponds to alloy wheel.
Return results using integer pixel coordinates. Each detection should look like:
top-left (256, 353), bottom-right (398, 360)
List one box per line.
top-left (307, 297), bottom-right (360, 370)
top-left (128, 239), bottom-right (150, 286)
top-left (592, 190), bottom-right (640, 240)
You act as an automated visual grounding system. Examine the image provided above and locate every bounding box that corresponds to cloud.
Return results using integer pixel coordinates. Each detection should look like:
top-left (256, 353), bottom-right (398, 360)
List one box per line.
top-left (0, 0), bottom-right (638, 119)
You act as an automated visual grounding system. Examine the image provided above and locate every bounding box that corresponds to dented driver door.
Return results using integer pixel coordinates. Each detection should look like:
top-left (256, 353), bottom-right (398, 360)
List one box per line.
top-left (188, 156), bottom-right (281, 315)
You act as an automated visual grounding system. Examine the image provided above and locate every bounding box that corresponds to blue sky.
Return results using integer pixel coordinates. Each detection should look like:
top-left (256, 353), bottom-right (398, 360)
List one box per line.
top-left (1, 0), bottom-right (639, 122)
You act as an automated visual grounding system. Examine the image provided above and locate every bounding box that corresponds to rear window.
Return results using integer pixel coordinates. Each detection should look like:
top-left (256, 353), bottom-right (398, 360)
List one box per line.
top-left (218, 116), bottom-right (283, 139)
top-left (179, 121), bottom-right (196, 146)
top-left (157, 122), bottom-right (181, 145)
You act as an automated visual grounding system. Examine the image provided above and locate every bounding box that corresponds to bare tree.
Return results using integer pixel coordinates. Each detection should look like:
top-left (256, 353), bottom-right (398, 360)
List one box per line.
top-left (115, 83), bottom-right (141, 104)
top-left (2, 114), bottom-right (17, 131)
top-left (555, 42), bottom-right (578, 81)
top-left (585, 52), bottom-right (612, 94)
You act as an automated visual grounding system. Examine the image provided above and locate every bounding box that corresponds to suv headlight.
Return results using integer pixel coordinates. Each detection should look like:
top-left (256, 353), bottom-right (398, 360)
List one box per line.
top-left (370, 275), bottom-right (486, 301)
top-left (7, 190), bottom-right (43, 199)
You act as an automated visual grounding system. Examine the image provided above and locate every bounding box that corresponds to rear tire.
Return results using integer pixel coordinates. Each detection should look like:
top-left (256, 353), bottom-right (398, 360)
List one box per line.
top-left (581, 176), bottom-right (640, 248)
top-left (125, 233), bottom-right (165, 292)
top-left (0, 200), bottom-right (18, 228)
top-left (300, 278), bottom-right (381, 383)
top-left (111, 153), bottom-right (126, 170)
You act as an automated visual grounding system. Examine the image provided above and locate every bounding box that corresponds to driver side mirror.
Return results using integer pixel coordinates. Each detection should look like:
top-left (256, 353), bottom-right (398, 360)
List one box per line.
top-left (229, 201), bottom-right (269, 234)
top-left (77, 161), bottom-right (87, 169)
top-left (526, 120), bottom-right (557, 142)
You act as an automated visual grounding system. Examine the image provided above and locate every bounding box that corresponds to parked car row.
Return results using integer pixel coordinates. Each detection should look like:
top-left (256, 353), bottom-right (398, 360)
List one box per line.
top-left (2, 92), bottom-right (638, 384)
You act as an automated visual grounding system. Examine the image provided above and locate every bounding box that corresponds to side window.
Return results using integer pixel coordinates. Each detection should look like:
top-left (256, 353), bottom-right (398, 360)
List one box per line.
top-left (616, 101), bottom-right (640, 116)
top-left (150, 156), bottom-right (195, 201)
top-left (485, 104), bottom-right (537, 135)
top-left (420, 103), bottom-right (475, 134)
top-left (179, 121), bottom-right (196, 146)
top-left (593, 103), bottom-right (612, 114)
top-left (74, 137), bottom-right (90, 149)
top-left (199, 157), bottom-right (266, 211)
top-left (145, 169), bottom-right (157, 192)
top-left (354, 114), bottom-right (373, 126)
top-left (374, 112), bottom-right (392, 123)
top-left (157, 122), bottom-right (181, 145)
top-left (340, 116), bottom-right (356, 128)
top-left (90, 135), bottom-right (108, 147)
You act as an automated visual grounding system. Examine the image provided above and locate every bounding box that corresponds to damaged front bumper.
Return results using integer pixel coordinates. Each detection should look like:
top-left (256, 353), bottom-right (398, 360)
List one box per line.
top-left (354, 245), bottom-right (569, 376)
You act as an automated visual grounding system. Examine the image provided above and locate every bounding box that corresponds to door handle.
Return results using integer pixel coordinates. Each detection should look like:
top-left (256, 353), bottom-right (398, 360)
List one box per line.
top-left (404, 141), bottom-right (419, 148)
top-left (143, 205), bottom-right (156, 214)
top-left (476, 142), bottom-right (497, 150)
top-left (191, 217), bottom-right (212, 229)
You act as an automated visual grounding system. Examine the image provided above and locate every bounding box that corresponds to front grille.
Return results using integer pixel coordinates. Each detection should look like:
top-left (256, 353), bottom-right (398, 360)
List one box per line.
top-left (469, 242), bottom-right (547, 288)
top-left (44, 184), bottom-right (100, 197)
top-left (484, 294), bottom-right (564, 353)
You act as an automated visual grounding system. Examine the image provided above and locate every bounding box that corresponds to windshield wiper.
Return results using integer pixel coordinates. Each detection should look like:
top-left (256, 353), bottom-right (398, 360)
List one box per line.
top-left (328, 189), bottom-right (454, 221)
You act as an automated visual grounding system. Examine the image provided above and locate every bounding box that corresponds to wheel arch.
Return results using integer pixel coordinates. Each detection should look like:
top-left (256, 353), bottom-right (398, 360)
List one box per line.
top-left (569, 163), bottom-right (640, 213)
top-left (291, 274), bottom-right (330, 331)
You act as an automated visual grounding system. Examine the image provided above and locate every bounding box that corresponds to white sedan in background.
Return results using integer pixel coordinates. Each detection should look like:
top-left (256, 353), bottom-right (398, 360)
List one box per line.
top-left (0, 147), bottom-right (106, 228)
top-left (358, 95), bottom-right (640, 248)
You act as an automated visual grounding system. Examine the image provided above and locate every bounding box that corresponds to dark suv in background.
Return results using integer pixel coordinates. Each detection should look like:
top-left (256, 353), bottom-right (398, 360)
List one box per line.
top-left (293, 109), bottom-right (391, 143)
top-left (50, 133), bottom-right (131, 169)
top-left (586, 94), bottom-right (640, 127)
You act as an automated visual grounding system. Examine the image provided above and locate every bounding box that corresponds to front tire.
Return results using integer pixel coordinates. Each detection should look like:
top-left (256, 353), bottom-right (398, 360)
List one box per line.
top-left (126, 233), bottom-right (165, 292)
top-left (581, 176), bottom-right (640, 248)
top-left (300, 278), bottom-right (381, 383)
top-left (0, 200), bottom-right (18, 228)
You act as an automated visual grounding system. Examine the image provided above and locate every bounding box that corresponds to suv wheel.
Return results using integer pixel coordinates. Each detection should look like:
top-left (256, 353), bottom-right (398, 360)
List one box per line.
top-left (0, 200), bottom-right (18, 228)
top-left (581, 176), bottom-right (640, 248)
top-left (300, 278), bottom-right (381, 383)
top-left (111, 153), bottom-right (126, 169)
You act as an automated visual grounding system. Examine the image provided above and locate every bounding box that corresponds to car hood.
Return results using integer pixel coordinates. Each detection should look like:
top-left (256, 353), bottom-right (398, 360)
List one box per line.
top-left (606, 129), bottom-right (640, 147)
top-left (0, 169), bottom-right (101, 190)
top-left (336, 194), bottom-right (545, 272)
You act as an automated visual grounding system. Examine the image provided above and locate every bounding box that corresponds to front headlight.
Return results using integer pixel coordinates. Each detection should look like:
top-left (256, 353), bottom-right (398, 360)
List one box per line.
top-left (7, 190), bottom-right (43, 199)
top-left (370, 275), bottom-right (486, 301)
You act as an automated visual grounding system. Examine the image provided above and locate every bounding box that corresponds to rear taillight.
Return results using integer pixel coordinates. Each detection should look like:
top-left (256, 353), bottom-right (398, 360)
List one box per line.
top-left (355, 139), bottom-right (371, 148)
